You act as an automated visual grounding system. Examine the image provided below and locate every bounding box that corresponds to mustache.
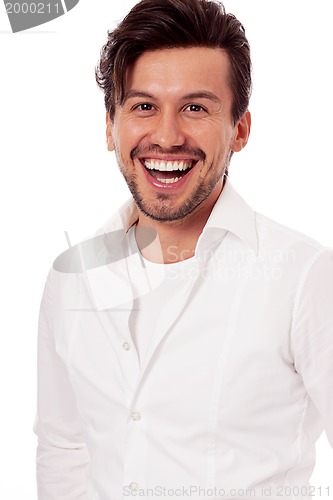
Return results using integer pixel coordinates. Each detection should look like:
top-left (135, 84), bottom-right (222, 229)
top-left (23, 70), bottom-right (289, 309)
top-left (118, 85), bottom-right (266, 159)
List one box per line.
top-left (130, 145), bottom-right (206, 162)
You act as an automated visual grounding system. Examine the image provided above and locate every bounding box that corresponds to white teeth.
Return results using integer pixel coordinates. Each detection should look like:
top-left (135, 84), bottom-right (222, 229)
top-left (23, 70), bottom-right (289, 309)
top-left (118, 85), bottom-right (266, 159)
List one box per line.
top-left (156, 177), bottom-right (181, 184)
top-left (144, 160), bottom-right (193, 171)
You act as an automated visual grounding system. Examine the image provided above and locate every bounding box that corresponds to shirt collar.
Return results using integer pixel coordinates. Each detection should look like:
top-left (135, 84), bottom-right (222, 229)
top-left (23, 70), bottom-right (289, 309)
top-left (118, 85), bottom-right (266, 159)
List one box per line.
top-left (202, 179), bottom-right (258, 254)
top-left (102, 179), bottom-right (258, 255)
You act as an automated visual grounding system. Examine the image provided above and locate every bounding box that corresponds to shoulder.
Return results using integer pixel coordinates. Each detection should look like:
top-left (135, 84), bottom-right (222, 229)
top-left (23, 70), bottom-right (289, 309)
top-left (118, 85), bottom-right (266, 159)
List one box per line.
top-left (255, 211), bottom-right (331, 260)
top-left (50, 198), bottom-right (136, 275)
top-left (252, 212), bottom-right (333, 288)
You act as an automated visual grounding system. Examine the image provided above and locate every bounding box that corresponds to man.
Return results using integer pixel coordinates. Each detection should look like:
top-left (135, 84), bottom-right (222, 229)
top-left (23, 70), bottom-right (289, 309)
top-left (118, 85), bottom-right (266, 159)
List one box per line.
top-left (35, 0), bottom-right (333, 499)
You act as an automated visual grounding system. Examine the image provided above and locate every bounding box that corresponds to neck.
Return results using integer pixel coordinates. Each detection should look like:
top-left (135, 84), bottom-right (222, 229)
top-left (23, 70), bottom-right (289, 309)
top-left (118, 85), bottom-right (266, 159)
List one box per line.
top-left (136, 183), bottom-right (224, 264)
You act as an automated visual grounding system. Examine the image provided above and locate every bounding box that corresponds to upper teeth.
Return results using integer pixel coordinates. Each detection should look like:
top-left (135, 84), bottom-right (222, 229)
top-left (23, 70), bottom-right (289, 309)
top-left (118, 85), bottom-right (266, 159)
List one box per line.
top-left (144, 160), bottom-right (193, 171)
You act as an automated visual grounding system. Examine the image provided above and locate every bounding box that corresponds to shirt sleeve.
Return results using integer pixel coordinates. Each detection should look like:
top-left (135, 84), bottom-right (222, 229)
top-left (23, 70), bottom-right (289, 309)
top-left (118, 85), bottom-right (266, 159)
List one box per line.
top-left (34, 270), bottom-right (90, 500)
top-left (292, 248), bottom-right (333, 447)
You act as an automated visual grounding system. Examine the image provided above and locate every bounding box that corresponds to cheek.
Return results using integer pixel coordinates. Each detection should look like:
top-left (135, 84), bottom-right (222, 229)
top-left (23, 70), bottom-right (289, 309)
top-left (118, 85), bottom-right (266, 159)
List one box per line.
top-left (120, 123), bottom-right (152, 153)
top-left (188, 119), bottom-right (230, 148)
top-left (124, 115), bottom-right (152, 135)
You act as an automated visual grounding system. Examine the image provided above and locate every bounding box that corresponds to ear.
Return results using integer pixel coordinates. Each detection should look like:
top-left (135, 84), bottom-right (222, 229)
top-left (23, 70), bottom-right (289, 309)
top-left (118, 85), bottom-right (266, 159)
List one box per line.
top-left (231, 110), bottom-right (251, 153)
top-left (106, 112), bottom-right (115, 152)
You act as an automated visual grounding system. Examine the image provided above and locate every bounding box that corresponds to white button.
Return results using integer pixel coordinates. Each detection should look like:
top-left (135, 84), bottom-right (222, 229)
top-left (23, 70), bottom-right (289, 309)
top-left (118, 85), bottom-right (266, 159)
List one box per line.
top-left (129, 482), bottom-right (139, 492)
top-left (131, 411), bottom-right (142, 421)
top-left (122, 341), bottom-right (131, 351)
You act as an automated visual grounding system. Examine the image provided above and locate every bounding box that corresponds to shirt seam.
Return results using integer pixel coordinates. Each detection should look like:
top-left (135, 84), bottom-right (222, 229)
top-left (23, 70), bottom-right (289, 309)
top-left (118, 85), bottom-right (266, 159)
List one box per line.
top-left (47, 269), bottom-right (56, 343)
top-left (289, 247), bottom-right (327, 365)
top-left (296, 394), bottom-right (310, 465)
top-left (255, 213), bottom-right (324, 250)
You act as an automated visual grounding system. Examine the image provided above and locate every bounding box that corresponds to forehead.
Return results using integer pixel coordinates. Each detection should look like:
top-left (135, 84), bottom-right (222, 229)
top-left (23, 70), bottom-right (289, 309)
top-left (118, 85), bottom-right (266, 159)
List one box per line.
top-left (125, 47), bottom-right (232, 100)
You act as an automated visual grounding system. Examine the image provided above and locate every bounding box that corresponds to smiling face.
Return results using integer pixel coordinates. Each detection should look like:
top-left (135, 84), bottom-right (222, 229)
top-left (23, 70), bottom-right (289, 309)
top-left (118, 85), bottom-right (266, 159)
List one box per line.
top-left (106, 47), bottom-right (250, 224)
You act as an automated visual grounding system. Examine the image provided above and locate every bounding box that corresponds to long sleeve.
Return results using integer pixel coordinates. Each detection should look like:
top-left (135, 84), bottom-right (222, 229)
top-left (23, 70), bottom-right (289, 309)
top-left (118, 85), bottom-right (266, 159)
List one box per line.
top-left (292, 248), bottom-right (333, 447)
top-left (34, 270), bottom-right (90, 499)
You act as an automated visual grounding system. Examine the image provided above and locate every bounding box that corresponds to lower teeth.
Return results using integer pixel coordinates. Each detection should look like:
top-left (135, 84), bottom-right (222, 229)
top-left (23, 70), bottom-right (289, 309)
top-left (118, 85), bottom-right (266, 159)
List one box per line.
top-left (156, 177), bottom-right (180, 184)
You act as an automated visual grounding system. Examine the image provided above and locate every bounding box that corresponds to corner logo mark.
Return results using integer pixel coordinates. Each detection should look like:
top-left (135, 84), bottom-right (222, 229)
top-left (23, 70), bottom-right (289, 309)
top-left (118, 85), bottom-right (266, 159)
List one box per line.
top-left (4, 0), bottom-right (79, 33)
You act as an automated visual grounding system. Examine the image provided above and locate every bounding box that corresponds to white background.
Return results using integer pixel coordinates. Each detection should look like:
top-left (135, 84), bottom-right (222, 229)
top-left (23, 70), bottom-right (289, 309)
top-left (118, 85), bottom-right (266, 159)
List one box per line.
top-left (0, 0), bottom-right (332, 497)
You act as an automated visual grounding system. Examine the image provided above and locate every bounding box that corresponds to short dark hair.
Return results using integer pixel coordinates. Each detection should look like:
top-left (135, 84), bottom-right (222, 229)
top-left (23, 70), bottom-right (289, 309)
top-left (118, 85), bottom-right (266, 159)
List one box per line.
top-left (95, 0), bottom-right (252, 125)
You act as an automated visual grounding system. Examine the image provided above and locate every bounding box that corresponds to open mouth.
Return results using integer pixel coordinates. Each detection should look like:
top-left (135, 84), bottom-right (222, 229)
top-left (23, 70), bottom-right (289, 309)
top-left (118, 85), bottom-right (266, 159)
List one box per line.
top-left (140, 159), bottom-right (197, 185)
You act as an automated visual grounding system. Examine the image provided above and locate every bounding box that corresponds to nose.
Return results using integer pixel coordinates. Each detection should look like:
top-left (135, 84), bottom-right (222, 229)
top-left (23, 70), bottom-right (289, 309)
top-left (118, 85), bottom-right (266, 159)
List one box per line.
top-left (150, 109), bottom-right (185, 149)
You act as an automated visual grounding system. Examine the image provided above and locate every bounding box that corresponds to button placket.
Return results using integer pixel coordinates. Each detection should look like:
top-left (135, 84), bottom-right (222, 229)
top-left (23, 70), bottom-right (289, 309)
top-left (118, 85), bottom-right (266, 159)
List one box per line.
top-left (122, 341), bottom-right (131, 351)
top-left (123, 398), bottom-right (148, 496)
top-left (128, 482), bottom-right (139, 492)
top-left (121, 336), bottom-right (141, 397)
top-left (131, 411), bottom-right (142, 421)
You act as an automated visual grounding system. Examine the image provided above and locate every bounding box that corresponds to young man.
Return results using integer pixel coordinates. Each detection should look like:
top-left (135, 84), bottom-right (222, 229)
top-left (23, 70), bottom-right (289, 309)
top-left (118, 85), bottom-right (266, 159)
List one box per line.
top-left (35, 1), bottom-right (333, 499)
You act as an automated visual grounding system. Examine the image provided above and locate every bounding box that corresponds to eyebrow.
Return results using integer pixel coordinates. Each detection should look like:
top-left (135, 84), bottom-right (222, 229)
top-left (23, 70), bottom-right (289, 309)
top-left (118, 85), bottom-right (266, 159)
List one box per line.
top-left (122, 90), bottom-right (222, 105)
top-left (122, 90), bottom-right (154, 103)
top-left (182, 91), bottom-right (222, 104)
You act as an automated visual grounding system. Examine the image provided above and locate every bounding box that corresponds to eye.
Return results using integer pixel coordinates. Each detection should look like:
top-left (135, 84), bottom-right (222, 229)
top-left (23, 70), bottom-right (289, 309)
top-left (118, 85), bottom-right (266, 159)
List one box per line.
top-left (184, 104), bottom-right (207, 113)
top-left (133, 103), bottom-right (154, 112)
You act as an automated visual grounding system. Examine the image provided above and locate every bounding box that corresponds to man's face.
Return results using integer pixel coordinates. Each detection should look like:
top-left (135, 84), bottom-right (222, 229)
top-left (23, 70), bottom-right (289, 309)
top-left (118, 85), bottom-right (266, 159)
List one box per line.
top-left (107, 47), bottom-right (250, 222)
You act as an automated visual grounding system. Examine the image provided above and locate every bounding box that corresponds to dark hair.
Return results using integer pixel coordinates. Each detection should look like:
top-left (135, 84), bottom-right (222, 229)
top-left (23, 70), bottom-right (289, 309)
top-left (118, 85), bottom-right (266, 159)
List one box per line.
top-left (95, 0), bottom-right (252, 125)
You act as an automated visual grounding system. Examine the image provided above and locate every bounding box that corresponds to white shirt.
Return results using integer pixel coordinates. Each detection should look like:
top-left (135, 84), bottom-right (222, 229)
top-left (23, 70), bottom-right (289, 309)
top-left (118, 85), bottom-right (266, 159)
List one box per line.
top-left (35, 180), bottom-right (333, 500)
top-left (127, 224), bottom-right (201, 367)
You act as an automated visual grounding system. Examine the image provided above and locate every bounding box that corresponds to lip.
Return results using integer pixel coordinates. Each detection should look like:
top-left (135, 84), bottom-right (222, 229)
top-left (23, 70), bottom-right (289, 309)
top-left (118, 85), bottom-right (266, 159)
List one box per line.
top-left (139, 159), bottom-right (198, 191)
top-left (139, 155), bottom-right (199, 162)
